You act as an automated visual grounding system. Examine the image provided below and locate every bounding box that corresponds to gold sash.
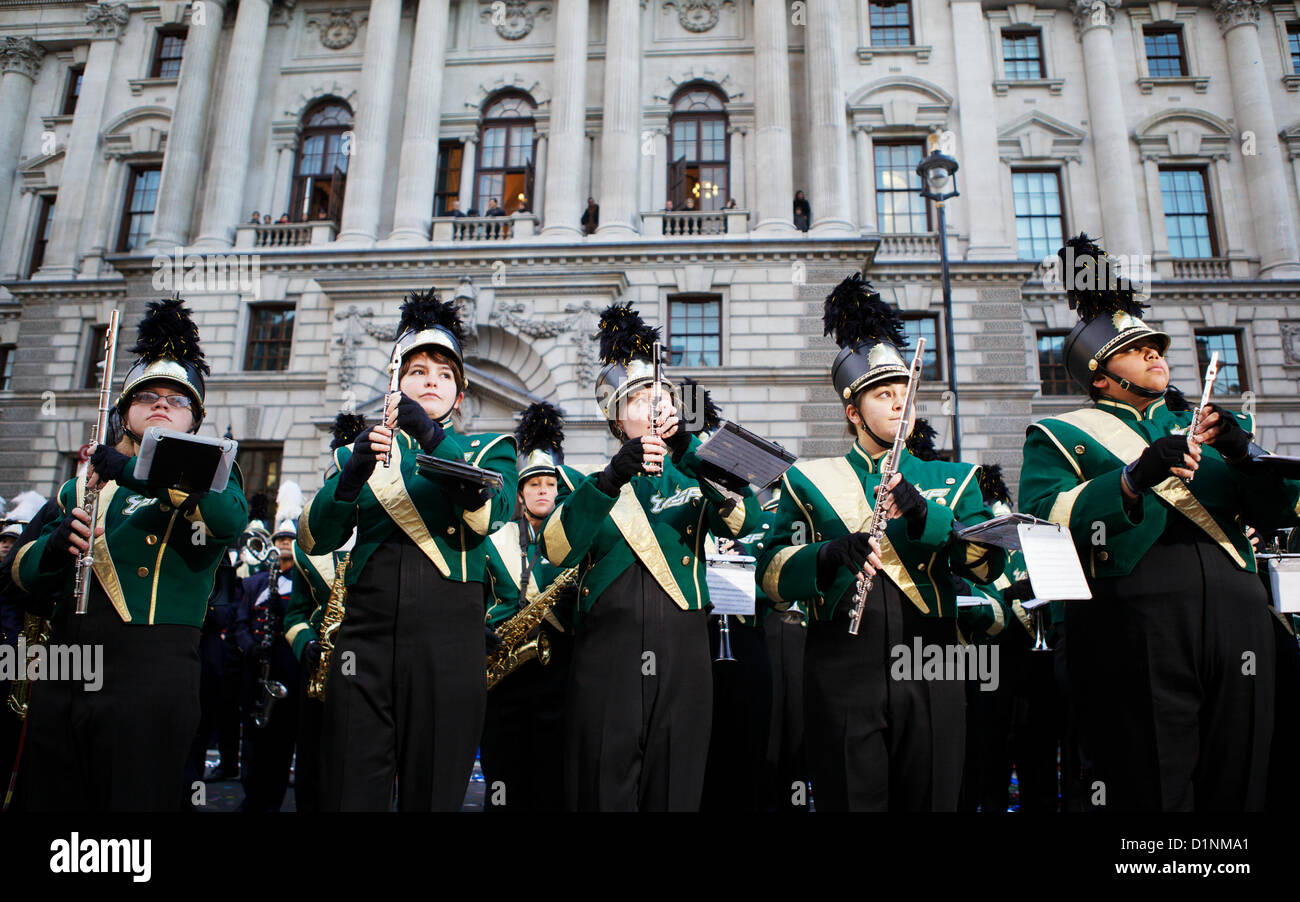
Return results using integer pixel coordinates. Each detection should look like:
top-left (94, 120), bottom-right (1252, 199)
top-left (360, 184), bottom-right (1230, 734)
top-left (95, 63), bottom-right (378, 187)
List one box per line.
top-left (608, 486), bottom-right (690, 610)
top-left (77, 473), bottom-right (129, 622)
top-left (488, 523), bottom-right (562, 629)
top-left (367, 440), bottom-right (452, 577)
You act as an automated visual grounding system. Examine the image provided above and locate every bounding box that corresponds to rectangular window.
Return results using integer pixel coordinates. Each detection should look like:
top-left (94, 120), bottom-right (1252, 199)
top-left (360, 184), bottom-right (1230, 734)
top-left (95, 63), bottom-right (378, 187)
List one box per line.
top-left (1037, 331), bottom-right (1072, 395)
top-left (1002, 29), bottom-right (1044, 80)
top-left (0, 344), bottom-right (15, 392)
top-left (117, 166), bottom-right (162, 252)
top-left (244, 304), bottom-right (295, 372)
top-left (62, 64), bottom-right (84, 116)
top-left (668, 295), bottom-right (722, 367)
top-left (901, 315), bottom-right (940, 381)
top-left (235, 442), bottom-right (283, 501)
top-left (28, 195), bottom-right (55, 276)
top-left (151, 27), bottom-right (186, 79)
top-left (1143, 25), bottom-right (1187, 78)
top-left (1011, 169), bottom-right (1065, 262)
top-left (1159, 167), bottom-right (1216, 258)
top-left (1194, 330), bottom-right (1246, 396)
top-left (82, 324), bottom-right (110, 390)
top-left (868, 1), bottom-right (913, 46)
top-left (875, 142), bottom-right (928, 233)
top-left (434, 139), bottom-right (463, 216)
top-left (1289, 23), bottom-right (1300, 74)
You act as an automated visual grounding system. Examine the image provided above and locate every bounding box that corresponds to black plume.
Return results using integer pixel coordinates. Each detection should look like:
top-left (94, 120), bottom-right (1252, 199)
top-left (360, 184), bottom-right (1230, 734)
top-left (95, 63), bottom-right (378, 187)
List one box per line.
top-left (681, 377), bottom-right (723, 433)
top-left (515, 402), bottom-right (565, 459)
top-left (130, 297), bottom-right (209, 375)
top-left (330, 412), bottom-right (368, 450)
top-left (822, 273), bottom-right (906, 351)
top-left (1058, 233), bottom-right (1146, 322)
top-left (906, 418), bottom-right (940, 461)
top-left (978, 464), bottom-right (1013, 507)
top-left (396, 288), bottom-right (469, 345)
top-left (1164, 385), bottom-right (1191, 413)
top-left (248, 492), bottom-right (271, 525)
top-left (597, 303), bottom-right (661, 366)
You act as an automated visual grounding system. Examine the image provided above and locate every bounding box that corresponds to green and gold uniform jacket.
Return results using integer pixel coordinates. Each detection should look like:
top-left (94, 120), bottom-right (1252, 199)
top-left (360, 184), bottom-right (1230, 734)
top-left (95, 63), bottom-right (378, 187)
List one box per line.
top-left (756, 442), bottom-right (1004, 622)
top-left (12, 461), bottom-right (249, 627)
top-left (283, 541), bottom-right (345, 659)
top-left (540, 436), bottom-right (763, 615)
top-left (1019, 397), bottom-right (1300, 579)
top-left (298, 423), bottom-right (517, 586)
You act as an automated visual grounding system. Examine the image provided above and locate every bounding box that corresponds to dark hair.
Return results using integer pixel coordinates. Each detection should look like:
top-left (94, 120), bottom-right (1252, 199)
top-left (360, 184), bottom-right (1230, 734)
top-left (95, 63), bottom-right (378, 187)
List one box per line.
top-left (400, 349), bottom-right (466, 394)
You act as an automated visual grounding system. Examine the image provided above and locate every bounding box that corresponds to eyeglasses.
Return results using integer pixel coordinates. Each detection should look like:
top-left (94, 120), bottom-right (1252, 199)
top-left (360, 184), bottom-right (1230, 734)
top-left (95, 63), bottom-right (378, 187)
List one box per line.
top-left (131, 390), bottom-right (193, 409)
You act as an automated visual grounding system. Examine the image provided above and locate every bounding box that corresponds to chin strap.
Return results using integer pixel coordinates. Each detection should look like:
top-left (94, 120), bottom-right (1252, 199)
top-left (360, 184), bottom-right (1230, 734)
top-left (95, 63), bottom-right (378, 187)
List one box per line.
top-left (1095, 363), bottom-right (1165, 399)
top-left (858, 421), bottom-right (895, 454)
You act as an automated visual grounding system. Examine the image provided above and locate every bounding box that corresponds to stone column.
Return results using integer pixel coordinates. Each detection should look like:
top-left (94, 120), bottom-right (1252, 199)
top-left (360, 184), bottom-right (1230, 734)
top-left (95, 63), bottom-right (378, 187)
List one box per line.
top-left (39, 3), bottom-right (129, 278)
top-left (727, 125), bottom-right (746, 207)
top-left (263, 142), bottom-right (295, 222)
top-left (1212, 154), bottom-right (1245, 256)
top-left (1070, 0), bottom-right (1142, 256)
top-left (650, 127), bottom-right (668, 209)
top-left (193, 0), bottom-right (271, 249)
top-left (1141, 156), bottom-right (1169, 256)
top-left (803, 0), bottom-right (854, 235)
top-left (1212, 0), bottom-right (1300, 277)
top-left (752, 0), bottom-right (795, 233)
top-left (532, 131), bottom-right (548, 219)
top-left (542, 0), bottom-right (590, 236)
top-left (854, 125), bottom-right (876, 232)
top-left (458, 135), bottom-right (478, 212)
top-left (387, 0), bottom-right (451, 243)
top-left (337, 0), bottom-right (403, 245)
top-left (0, 37), bottom-right (45, 240)
top-left (596, 0), bottom-right (640, 236)
top-left (950, 0), bottom-right (1011, 257)
top-left (79, 154), bottom-right (127, 276)
top-left (147, 0), bottom-right (227, 250)
top-left (0, 190), bottom-right (36, 279)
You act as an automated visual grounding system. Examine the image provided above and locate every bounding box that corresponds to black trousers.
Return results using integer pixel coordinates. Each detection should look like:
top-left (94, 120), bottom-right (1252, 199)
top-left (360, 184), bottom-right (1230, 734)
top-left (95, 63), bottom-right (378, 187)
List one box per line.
top-left (17, 585), bottom-right (200, 812)
top-left (320, 531), bottom-right (485, 812)
top-left (763, 612), bottom-right (809, 813)
top-left (701, 617), bottom-right (772, 812)
top-left (295, 670), bottom-right (324, 813)
top-left (804, 579), bottom-right (965, 812)
top-left (1067, 535), bottom-right (1275, 811)
top-left (239, 641), bottom-right (299, 812)
top-left (185, 628), bottom-right (242, 784)
top-left (480, 622), bottom-right (570, 812)
top-left (565, 563), bottom-right (712, 811)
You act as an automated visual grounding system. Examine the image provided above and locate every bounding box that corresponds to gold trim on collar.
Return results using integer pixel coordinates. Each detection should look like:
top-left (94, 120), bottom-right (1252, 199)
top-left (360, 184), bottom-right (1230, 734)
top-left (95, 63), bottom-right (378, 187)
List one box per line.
top-left (949, 465), bottom-right (979, 512)
top-left (367, 438), bottom-right (452, 578)
top-left (298, 548), bottom-right (335, 603)
top-left (608, 485), bottom-right (689, 610)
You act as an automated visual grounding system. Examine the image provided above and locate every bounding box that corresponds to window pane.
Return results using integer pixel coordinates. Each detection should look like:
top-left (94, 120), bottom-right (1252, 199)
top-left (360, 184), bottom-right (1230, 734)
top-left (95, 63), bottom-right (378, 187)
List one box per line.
top-left (506, 125), bottom-right (534, 168)
top-left (875, 142), bottom-right (926, 233)
top-left (1011, 170), bottom-right (1064, 261)
top-left (1036, 331), bottom-right (1072, 395)
top-left (669, 297), bottom-right (722, 367)
top-left (869, 1), bottom-right (912, 46)
top-left (1195, 331), bottom-right (1245, 396)
top-left (1159, 168), bottom-right (1214, 258)
top-left (481, 127), bottom-right (506, 169)
top-left (902, 316), bottom-right (939, 380)
top-left (1002, 31), bottom-right (1042, 80)
top-left (1144, 28), bottom-right (1186, 77)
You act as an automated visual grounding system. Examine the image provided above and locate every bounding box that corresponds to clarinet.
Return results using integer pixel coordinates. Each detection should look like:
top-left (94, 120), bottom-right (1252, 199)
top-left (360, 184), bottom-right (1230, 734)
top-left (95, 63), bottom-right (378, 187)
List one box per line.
top-left (846, 339), bottom-right (926, 637)
top-left (648, 340), bottom-right (664, 475)
top-left (74, 310), bottom-right (121, 615)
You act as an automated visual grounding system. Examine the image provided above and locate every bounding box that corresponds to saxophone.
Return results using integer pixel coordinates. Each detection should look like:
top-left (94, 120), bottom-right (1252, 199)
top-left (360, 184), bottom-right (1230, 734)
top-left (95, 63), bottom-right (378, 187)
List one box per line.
top-left (6, 613), bottom-right (51, 719)
top-left (307, 552), bottom-right (349, 701)
top-left (486, 565), bottom-right (578, 691)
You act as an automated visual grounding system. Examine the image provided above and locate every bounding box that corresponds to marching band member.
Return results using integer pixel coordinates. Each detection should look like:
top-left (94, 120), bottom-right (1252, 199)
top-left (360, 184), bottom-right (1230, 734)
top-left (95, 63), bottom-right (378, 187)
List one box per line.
top-left (539, 304), bottom-right (763, 811)
top-left (11, 298), bottom-right (249, 811)
top-left (297, 289), bottom-right (517, 811)
top-left (756, 275), bottom-right (1004, 812)
top-left (480, 401), bottom-right (581, 812)
top-left (1019, 234), bottom-right (1300, 811)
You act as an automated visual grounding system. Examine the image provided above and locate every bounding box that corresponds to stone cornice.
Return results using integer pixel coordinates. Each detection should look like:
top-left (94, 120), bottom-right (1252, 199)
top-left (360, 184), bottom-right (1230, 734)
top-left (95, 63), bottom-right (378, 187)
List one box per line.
top-left (1071, 0), bottom-right (1117, 37)
top-left (0, 35), bottom-right (44, 79)
top-left (85, 2), bottom-right (130, 40)
top-left (1211, 0), bottom-right (1265, 34)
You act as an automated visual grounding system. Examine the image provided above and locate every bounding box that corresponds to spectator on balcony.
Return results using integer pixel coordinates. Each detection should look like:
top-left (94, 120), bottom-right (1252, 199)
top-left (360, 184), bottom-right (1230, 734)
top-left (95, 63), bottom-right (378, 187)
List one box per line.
top-left (314, 209), bottom-right (329, 221)
top-left (448, 199), bottom-right (466, 219)
top-left (724, 198), bottom-right (737, 210)
top-left (793, 191), bottom-right (811, 232)
top-left (277, 213), bottom-right (290, 224)
top-left (250, 211), bottom-right (261, 224)
top-left (664, 199), bottom-right (675, 212)
top-left (485, 198), bottom-right (506, 217)
top-left (581, 197), bottom-right (599, 235)
top-left (684, 197), bottom-right (696, 211)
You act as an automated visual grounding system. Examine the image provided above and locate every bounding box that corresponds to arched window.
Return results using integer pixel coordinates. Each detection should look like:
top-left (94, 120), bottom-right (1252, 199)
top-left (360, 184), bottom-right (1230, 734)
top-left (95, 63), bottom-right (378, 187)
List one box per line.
top-left (291, 99), bottom-right (352, 222)
top-left (668, 85), bottom-right (729, 212)
top-left (476, 93), bottom-right (535, 215)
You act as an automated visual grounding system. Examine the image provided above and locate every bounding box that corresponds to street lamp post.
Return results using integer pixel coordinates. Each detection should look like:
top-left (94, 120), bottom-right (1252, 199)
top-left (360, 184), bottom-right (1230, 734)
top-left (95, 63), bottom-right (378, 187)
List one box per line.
top-left (916, 149), bottom-right (961, 461)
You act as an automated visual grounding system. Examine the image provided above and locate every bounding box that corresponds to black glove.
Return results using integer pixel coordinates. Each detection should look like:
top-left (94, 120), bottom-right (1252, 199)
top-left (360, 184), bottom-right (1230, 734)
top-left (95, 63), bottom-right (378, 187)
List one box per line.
top-left (1125, 434), bottom-right (1190, 494)
top-left (485, 626), bottom-right (503, 653)
top-left (1202, 403), bottom-right (1251, 462)
top-left (396, 393), bottom-right (445, 453)
top-left (448, 479), bottom-right (491, 511)
top-left (89, 444), bottom-right (130, 485)
top-left (302, 639), bottom-right (323, 673)
top-left (1003, 579), bottom-right (1034, 604)
top-left (816, 532), bottom-right (876, 585)
top-left (889, 476), bottom-right (928, 537)
top-left (39, 513), bottom-right (82, 571)
top-left (596, 438), bottom-right (647, 496)
top-left (336, 427), bottom-right (383, 502)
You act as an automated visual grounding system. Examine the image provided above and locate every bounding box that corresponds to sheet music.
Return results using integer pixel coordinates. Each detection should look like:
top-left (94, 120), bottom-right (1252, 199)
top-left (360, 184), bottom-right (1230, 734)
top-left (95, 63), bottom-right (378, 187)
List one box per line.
top-left (955, 513), bottom-right (1044, 551)
top-left (955, 595), bottom-right (987, 608)
top-left (705, 553), bottom-right (756, 616)
top-left (1266, 556), bottom-right (1300, 614)
top-left (415, 454), bottom-right (505, 489)
top-left (1017, 523), bottom-right (1092, 601)
top-left (696, 423), bottom-right (795, 488)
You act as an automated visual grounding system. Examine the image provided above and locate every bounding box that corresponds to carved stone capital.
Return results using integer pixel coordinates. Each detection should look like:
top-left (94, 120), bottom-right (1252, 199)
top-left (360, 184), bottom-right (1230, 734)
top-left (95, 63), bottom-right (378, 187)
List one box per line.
top-left (1070, 0), bottom-right (1117, 38)
top-left (85, 3), bottom-right (131, 40)
top-left (1211, 0), bottom-right (1264, 35)
top-left (0, 36), bottom-right (45, 80)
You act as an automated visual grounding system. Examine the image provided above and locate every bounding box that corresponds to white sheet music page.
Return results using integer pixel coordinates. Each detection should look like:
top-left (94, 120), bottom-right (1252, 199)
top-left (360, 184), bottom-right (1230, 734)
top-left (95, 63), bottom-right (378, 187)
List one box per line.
top-left (705, 554), bottom-right (757, 616)
top-left (1016, 523), bottom-right (1092, 601)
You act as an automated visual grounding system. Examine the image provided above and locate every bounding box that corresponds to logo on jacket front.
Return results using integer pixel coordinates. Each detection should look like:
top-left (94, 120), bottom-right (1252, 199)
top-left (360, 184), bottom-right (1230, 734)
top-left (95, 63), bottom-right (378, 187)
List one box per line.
top-left (650, 486), bottom-right (703, 513)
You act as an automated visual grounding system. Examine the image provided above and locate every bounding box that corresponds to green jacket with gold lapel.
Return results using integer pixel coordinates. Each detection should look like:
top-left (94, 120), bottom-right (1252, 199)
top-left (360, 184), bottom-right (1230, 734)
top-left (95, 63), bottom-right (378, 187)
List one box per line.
top-left (756, 441), bottom-right (1004, 622)
top-left (298, 423), bottom-right (517, 586)
top-left (12, 460), bottom-right (249, 627)
top-left (283, 540), bottom-right (345, 659)
top-left (540, 436), bottom-right (763, 615)
top-left (1019, 397), bottom-right (1300, 579)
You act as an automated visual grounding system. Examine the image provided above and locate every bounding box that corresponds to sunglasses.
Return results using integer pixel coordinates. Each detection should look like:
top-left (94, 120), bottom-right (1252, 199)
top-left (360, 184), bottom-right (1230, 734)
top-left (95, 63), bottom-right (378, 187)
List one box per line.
top-left (131, 390), bottom-right (193, 410)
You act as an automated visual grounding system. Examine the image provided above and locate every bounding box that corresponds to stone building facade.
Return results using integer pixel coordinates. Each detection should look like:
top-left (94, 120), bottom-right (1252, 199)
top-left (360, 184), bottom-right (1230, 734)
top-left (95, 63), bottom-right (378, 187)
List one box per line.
top-left (1, 0), bottom-right (1298, 505)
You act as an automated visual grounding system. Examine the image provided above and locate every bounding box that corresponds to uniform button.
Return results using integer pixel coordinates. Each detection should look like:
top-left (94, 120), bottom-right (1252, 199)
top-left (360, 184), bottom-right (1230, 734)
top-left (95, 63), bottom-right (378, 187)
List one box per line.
top-left (945, 477), bottom-right (956, 485)
top-left (137, 566), bottom-right (149, 578)
top-left (582, 587), bottom-right (590, 597)
top-left (936, 498), bottom-right (947, 506)
top-left (757, 543), bottom-right (764, 550)
top-left (446, 526), bottom-right (456, 535)
top-left (1074, 445), bottom-right (1086, 456)
top-left (1098, 551), bottom-right (1110, 562)
top-left (159, 504), bottom-right (171, 513)
top-left (917, 563), bottom-right (926, 571)
top-left (815, 533), bottom-right (822, 541)
top-left (145, 534), bottom-right (158, 545)
top-left (471, 439), bottom-right (481, 447)
top-left (681, 556), bottom-right (691, 566)
top-left (686, 526), bottom-right (693, 535)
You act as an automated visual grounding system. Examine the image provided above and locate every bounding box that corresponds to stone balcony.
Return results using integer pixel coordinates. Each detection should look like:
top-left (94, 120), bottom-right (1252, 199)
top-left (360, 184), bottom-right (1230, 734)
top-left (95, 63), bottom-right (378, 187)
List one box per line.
top-left (641, 210), bottom-right (749, 236)
top-left (234, 220), bottom-right (337, 248)
top-left (431, 213), bottom-right (537, 241)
